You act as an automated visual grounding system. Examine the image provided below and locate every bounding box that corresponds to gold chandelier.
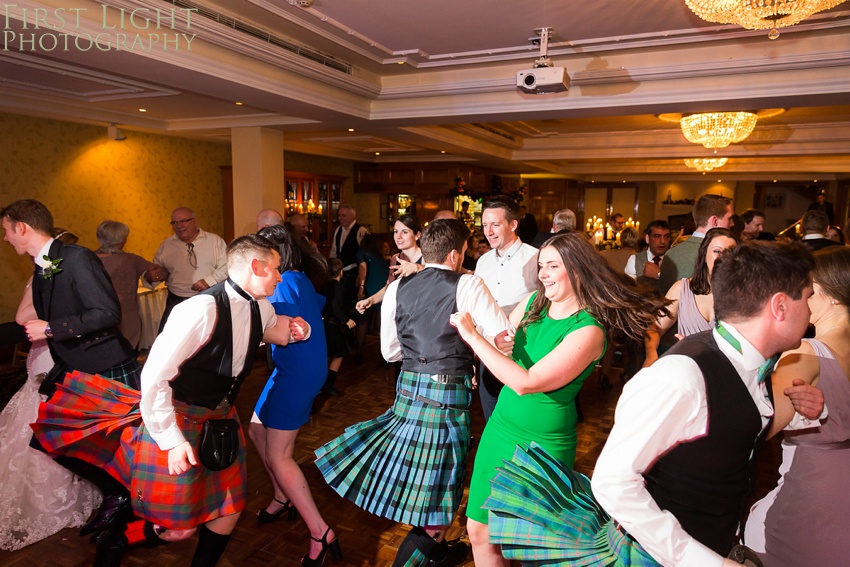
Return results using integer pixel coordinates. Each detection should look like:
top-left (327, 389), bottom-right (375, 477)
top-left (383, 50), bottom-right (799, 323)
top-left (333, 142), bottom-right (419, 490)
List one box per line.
top-left (680, 112), bottom-right (758, 149)
top-left (685, 0), bottom-right (846, 39)
top-left (685, 157), bottom-right (728, 173)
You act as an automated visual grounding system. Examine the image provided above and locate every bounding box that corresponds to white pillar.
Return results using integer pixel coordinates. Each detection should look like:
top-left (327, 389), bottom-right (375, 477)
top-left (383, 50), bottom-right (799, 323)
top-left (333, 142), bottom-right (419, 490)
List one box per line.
top-left (231, 127), bottom-right (284, 236)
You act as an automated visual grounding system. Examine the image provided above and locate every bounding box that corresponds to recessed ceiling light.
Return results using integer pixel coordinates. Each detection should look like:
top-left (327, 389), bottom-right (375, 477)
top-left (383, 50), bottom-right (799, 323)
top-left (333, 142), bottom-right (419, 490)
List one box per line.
top-left (774, 179), bottom-right (778, 183)
top-left (397, 61), bottom-right (404, 65)
top-left (813, 179), bottom-right (818, 182)
top-left (440, 150), bottom-right (446, 154)
top-left (235, 101), bottom-right (243, 106)
top-left (348, 128), bottom-right (355, 132)
top-left (375, 152), bottom-right (380, 156)
top-left (138, 108), bottom-right (147, 112)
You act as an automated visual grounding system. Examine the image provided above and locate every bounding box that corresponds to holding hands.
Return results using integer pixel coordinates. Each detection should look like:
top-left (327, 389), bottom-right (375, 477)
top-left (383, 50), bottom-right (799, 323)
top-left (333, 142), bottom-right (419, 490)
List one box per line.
top-left (392, 258), bottom-right (421, 279)
top-left (289, 316), bottom-right (310, 342)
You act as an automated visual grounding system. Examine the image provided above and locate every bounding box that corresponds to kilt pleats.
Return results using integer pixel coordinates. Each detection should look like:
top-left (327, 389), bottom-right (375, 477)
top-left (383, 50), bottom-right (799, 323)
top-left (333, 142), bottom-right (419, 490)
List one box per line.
top-left (315, 371), bottom-right (472, 527)
top-left (31, 371), bottom-right (246, 530)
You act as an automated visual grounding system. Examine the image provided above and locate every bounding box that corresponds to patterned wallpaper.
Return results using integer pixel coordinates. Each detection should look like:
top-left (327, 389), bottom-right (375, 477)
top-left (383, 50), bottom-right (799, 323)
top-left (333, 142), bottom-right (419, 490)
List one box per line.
top-left (0, 113), bottom-right (232, 322)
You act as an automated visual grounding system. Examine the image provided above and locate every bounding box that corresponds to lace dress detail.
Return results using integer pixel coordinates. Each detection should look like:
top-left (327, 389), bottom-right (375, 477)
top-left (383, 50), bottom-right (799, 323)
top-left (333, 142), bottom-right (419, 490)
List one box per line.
top-left (0, 341), bottom-right (101, 551)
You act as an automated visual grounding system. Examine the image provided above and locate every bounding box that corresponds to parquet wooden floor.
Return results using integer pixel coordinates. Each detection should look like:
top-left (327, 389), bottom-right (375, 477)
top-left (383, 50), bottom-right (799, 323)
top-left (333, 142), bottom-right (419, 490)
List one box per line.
top-left (0, 337), bottom-right (781, 566)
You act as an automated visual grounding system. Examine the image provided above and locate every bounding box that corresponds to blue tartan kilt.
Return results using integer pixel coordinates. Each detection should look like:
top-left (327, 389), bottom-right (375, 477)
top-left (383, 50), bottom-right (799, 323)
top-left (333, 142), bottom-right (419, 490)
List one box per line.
top-left (32, 371), bottom-right (246, 530)
top-left (314, 370), bottom-right (472, 527)
top-left (484, 443), bottom-right (660, 566)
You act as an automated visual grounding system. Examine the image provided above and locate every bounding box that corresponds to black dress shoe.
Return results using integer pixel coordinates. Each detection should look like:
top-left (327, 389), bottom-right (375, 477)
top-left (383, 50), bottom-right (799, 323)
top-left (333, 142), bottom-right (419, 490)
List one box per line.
top-left (428, 539), bottom-right (468, 567)
top-left (93, 522), bottom-right (129, 567)
top-left (321, 386), bottom-right (341, 396)
top-left (81, 495), bottom-right (131, 536)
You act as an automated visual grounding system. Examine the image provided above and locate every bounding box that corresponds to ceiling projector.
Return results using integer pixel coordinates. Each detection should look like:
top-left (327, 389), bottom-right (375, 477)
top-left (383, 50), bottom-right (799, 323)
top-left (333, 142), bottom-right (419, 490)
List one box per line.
top-left (517, 66), bottom-right (570, 94)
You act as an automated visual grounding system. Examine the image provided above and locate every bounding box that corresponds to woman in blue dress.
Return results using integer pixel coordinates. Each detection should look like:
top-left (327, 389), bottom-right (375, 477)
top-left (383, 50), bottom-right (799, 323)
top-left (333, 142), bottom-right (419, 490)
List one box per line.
top-left (249, 225), bottom-right (341, 566)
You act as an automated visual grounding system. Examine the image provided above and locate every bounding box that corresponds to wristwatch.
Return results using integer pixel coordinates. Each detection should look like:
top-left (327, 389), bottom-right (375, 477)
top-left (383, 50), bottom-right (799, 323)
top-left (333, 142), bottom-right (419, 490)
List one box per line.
top-left (44, 324), bottom-right (53, 338)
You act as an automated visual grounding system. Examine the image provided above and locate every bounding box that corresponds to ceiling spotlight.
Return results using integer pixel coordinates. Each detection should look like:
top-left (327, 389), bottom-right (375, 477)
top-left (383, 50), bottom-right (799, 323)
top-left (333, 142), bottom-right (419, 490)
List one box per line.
top-left (107, 123), bottom-right (126, 141)
top-left (294, 0), bottom-right (313, 6)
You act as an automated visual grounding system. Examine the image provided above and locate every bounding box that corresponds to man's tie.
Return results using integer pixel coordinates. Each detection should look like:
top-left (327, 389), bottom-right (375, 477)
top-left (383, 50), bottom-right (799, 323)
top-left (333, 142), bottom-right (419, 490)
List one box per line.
top-left (652, 255), bottom-right (662, 264)
top-left (757, 355), bottom-right (779, 384)
top-left (226, 278), bottom-right (262, 376)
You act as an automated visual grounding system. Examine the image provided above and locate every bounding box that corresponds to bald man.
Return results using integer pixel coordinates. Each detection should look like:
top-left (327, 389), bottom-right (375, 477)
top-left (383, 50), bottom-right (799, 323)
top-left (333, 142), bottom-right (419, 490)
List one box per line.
top-left (147, 207), bottom-right (228, 331)
top-left (256, 209), bottom-right (284, 230)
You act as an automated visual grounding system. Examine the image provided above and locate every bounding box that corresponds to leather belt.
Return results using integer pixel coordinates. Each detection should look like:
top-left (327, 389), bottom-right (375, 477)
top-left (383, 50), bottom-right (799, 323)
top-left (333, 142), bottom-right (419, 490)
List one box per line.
top-left (397, 388), bottom-right (467, 411)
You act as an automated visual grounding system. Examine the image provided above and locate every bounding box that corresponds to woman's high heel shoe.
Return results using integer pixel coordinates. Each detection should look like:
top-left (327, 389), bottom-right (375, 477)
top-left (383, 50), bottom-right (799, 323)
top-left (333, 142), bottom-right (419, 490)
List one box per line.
top-left (301, 527), bottom-right (343, 566)
top-left (256, 498), bottom-right (298, 523)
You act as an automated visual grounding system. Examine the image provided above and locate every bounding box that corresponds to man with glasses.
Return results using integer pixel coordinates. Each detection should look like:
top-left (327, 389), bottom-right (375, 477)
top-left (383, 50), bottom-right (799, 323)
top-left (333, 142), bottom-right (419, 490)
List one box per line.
top-left (146, 207), bottom-right (227, 331)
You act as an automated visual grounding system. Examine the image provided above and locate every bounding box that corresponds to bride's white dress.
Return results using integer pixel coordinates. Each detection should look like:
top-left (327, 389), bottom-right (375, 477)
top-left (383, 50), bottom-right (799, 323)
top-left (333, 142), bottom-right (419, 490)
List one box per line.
top-left (0, 341), bottom-right (101, 551)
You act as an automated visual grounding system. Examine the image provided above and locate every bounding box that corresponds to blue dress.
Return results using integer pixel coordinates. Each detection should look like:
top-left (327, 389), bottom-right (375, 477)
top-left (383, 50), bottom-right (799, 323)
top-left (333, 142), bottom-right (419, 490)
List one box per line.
top-left (254, 271), bottom-right (327, 430)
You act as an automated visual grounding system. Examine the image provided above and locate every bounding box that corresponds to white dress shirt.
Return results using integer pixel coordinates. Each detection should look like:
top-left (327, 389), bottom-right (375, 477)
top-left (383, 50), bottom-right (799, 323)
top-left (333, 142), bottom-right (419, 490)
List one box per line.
top-left (380, 264), bottom-right (511, 363)
top-left (624, 249), bottom-right (664, 280)
top-left (591, 322), bottom-right (824, 567)
top-left (139, 281), bottom-right (277, 450)
top-left (474, 238), bottom-right (538, 316)
top-left (151, 229), bottom-right (228, 298)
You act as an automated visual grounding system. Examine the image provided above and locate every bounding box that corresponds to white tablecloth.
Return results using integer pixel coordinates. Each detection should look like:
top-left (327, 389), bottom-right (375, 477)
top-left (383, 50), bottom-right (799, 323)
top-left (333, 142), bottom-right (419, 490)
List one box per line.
top-left (137, 286), bottom-right (167, 351)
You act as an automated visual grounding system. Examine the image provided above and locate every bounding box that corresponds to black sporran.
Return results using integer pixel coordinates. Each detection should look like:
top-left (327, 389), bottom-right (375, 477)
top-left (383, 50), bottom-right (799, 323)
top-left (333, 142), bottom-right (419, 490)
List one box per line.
top-left (199, 419), bottom-right (240, 471)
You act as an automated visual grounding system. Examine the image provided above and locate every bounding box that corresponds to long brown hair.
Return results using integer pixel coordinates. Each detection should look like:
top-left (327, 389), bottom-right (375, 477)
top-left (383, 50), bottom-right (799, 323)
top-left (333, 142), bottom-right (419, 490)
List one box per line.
top-left (520, 233), bottom-right (669, 341)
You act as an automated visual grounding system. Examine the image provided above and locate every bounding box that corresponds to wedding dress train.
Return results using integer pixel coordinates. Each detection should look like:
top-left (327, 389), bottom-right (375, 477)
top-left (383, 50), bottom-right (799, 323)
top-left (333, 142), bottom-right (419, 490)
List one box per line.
top-left (0, 341), bottom-right (101, 551)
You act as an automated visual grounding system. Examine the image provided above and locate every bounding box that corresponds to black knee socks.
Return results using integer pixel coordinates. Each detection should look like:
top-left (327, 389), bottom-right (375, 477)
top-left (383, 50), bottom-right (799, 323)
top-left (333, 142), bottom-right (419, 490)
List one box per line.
top-left (190, 524), bottom-right (232, 567)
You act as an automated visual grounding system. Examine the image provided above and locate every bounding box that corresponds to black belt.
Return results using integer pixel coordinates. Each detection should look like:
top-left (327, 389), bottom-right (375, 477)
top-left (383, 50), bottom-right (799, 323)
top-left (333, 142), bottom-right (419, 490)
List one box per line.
top-left (403, 372), bottom-right (467, 385)
top-left (397, 388), bottom-right (467, 410)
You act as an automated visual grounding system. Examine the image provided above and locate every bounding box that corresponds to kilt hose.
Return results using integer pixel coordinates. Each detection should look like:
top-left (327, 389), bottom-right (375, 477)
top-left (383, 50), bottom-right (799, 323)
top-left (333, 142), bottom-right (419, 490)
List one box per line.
top-left (31, 371), bottom-right (246, 530)
top-left (315, 370), bottom-right (472, 527)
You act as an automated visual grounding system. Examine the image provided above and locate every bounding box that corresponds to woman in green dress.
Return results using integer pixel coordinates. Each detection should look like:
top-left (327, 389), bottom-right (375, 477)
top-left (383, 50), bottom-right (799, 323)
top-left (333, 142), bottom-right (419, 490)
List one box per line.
top-left (451, 232), bottom-right (668, 566)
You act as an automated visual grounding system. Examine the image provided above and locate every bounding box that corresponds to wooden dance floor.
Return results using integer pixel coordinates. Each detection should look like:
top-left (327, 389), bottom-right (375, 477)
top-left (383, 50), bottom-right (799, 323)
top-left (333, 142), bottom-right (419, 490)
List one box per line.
top-left (0, 338), bottom-right (781, 566)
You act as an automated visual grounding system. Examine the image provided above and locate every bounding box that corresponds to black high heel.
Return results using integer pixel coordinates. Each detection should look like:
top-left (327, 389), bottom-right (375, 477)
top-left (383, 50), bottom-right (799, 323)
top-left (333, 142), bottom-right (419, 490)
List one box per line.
top-left (301, 527), bottom-right (343, 566)
top-left (256, 498), bottom-right (298, 523)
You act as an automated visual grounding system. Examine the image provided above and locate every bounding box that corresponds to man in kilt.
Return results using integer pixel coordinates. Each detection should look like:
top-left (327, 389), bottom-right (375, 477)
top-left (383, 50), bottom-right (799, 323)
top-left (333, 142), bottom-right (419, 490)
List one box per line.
top-left (314, 218), bottom-right (511, 567)
top-left (2, 199), bottom-right (143, 537)
top-left (591, 242), bottom-right (826, 567)
top-left (32, 234), bottom-right (309, 566)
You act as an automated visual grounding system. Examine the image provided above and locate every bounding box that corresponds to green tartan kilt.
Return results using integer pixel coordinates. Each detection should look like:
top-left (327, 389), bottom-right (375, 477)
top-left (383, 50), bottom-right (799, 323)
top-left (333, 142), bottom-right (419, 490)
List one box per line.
top-left (315, 370), bottom-right (472, 527)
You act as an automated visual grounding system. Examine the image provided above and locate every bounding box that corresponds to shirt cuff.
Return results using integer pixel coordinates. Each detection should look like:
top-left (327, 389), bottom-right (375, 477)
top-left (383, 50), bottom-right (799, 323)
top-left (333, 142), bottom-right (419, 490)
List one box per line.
top-left (787, 404), bottom-right (828, 430)
top-left (150, 423), bottom-right (187, 452)
top-left (679, 537), bottom-right (725, 567)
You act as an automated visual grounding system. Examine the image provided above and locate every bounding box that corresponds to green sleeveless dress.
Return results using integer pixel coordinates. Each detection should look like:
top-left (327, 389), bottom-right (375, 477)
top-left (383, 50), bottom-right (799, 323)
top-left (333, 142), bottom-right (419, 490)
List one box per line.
top-left (466, 299), bottom-right (604, 524)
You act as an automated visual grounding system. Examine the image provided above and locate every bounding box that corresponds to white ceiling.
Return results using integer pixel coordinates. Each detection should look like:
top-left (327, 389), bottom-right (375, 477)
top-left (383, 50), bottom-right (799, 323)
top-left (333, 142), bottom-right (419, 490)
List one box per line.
top-left (2, 0), bottom-right (850, 180)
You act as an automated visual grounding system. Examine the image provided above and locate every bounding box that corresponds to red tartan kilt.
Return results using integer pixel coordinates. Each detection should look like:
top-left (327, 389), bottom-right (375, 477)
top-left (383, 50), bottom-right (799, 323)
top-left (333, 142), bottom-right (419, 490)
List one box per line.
top-left (32, 371), bottom-right (247, 530)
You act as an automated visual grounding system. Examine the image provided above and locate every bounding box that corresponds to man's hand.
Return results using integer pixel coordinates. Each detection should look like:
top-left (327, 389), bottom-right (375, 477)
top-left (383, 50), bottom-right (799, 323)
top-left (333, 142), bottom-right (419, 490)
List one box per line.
top-left (191, 279), bottom-right (211, 292)
top-left (346, 319), bottom-right (356, 330)
top-left (146, 265), bottom-right (168, 283)
top-left (494, 329), bottom-right (514, 356)
top-left (642, 262), bottom-right (661, 280)
top-left (290, 316), bottom-right (310, 342)
top-left (785, 378), bottom-right (825, 420)
top-left (168, 441), bottom-right (197, 475)
top-left (24, 319), bottom-right (49, 341)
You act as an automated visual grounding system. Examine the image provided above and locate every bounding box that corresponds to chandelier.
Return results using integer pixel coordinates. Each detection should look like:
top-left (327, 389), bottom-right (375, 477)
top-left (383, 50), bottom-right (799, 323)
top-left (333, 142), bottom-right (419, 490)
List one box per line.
top-left (680, 112), bottom-right (758, 149)
top-left (685, 0), bottom-right (846, 39)
top-left (685, 157), bottom-right (728, 173)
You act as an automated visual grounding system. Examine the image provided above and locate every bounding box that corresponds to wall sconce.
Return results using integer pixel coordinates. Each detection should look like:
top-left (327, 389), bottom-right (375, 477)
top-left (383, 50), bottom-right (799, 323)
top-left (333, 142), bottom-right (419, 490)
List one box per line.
top-left (107, 123), bottom-right (127, 141)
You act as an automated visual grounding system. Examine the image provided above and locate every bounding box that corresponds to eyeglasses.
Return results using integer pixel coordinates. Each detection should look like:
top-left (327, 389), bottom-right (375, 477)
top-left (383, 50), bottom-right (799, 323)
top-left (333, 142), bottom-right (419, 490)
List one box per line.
top-left (187, 243), bottom-right (198, 269)
top-left (170, 217), bottom-right (195, 226)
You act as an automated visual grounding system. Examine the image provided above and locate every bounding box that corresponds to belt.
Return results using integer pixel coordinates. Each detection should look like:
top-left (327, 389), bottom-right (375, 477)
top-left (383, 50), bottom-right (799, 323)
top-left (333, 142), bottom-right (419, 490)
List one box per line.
top-left (397, 388), bottom-right (467, 410)
top-left (402, 372), bottom-right (467, 385)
